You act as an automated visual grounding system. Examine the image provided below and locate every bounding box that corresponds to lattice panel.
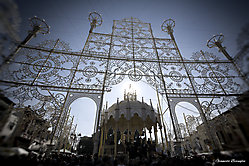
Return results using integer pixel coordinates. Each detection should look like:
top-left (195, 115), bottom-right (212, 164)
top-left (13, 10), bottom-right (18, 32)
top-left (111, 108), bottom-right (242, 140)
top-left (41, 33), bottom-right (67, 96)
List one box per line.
top-left (85, 33), bottom-right (111, 54)
top-left (155, 38), bottom-right (180, 60)
top-left (72, 59), bottom-right (106, 88)
top-left (162, 63), bottom-right (192, 91)
top-left (0, 40), bottom-right (77, 86)
top-left (113, 18), bottom-right (152, 38)
top-left (188, 51), bottom-right (247, 95)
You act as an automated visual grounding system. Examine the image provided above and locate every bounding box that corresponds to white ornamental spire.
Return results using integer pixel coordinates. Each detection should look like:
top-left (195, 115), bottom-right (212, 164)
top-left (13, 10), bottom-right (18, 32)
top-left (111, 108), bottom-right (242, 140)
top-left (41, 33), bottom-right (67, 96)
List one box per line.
top-left (124, 84), bottom-right (137, 101)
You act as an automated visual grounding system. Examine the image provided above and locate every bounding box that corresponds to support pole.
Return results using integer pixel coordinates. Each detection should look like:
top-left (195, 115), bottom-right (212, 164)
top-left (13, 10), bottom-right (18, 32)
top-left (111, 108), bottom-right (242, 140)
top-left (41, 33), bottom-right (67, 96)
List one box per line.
top-left (95, 23), bottom-right (115, 134)
top-left (58, 108), bottom-right (71, 152)
top-left (50, 92), bottom-right (69, 145)
top-left (155, 80), bottom-right (167, 151)
top-left (183, 113), bottom-right (193, 152)
top-left (149, 23), bottom-right (179, 141)
top-left (70, 124), bottom-right (77, 152)
top-left (163, 20), bottom-right (219, 151)
top-left (157, 105), bottom-right (165, 151)
top-left (0, 17), bottom-right (49, 72)
top-left (31, 39), bottom-right (60, 85)
top-left (98, 125), bottom-right (104, 157)
top-left (162, 122), bottom-right (170, 153)
top-left (64, 116), bottom-right (74, 152)
top-left (98, 112), bottom-right (105, 157)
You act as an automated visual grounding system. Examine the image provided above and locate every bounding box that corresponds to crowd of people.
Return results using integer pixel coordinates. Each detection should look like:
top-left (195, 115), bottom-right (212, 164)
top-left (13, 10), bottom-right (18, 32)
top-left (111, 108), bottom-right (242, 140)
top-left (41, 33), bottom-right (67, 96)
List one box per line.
top-left (0, 150), bottom-right (248, 166)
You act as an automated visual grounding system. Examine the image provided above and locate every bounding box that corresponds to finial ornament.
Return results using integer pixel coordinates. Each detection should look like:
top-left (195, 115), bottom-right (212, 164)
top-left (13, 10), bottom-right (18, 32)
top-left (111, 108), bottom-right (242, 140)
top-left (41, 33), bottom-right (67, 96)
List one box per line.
top-left (207, 34), bottom-right (224, 48)
top-left (161, 19), bottom-right (175, 34)
top-left (124, 84), bottom-right (137, 101)
top-left (88, 12), bottom-right (102, 27)
top-left (29, 16), bottom-right (50, 35)
top-left (88, 12), bottom-right (102, 33)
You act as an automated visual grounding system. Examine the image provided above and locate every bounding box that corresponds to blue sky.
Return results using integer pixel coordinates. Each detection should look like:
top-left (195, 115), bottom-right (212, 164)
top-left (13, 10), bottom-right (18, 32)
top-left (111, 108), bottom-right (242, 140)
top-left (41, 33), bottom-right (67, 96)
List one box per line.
top-left (14, 0), bottom-right (249, 136)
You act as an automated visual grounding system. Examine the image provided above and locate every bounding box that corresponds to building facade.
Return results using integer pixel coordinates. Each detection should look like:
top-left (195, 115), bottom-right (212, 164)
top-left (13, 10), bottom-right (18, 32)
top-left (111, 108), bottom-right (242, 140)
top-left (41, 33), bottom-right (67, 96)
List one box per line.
top-left (182, 91), bottom-right (249, 155)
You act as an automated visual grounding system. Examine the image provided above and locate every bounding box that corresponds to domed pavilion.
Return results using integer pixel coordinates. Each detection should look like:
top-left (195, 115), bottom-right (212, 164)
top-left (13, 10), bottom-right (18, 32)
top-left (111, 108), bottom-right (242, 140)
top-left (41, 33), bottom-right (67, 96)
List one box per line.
top-left (98, 88), bottom-right (163, 158)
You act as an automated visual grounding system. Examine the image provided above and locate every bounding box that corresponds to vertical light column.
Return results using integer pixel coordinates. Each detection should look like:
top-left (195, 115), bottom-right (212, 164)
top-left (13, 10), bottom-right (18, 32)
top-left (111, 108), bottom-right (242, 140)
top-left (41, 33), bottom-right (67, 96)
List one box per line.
top-left (183, 113), bottom-right (193, 152)
top-left (98, 114), bottom-right (105, 156)
top-left (57, 108), bottom-right (71, 152)
top-left (161, 19), bottom-right (219, 151)
top-left (149, 23), bottom-right (180, 141)
top-left (63, 116), bottom-right (74, 152)
top-left (51, 92), bottom-right (69, 144)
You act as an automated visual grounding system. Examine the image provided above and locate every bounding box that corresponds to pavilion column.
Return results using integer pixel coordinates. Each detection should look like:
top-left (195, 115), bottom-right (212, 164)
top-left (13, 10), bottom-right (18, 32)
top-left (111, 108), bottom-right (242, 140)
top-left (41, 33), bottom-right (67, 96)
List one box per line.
top-left (144, 128), bottom-right (148, 144)
top-left (159, 125), bottom-right (164, 152)
top-left (114, 126), bottom-right (118, 159)
top-left (130, 131), bottom-right (135, 143)
top-left (149, 129), bottom-right (152, 144)
top-left (154, 125), bottom-right (158, 145)
top-left (139, 129), bottom-right (143, 144)
top-left (120, 132), bottom-right (124, 143)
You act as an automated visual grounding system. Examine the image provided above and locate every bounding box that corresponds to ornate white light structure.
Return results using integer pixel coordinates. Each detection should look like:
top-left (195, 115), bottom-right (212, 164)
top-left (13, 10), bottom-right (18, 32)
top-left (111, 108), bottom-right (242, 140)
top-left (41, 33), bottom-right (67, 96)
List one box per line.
top-left (0, 12), bottom-right (248, 155)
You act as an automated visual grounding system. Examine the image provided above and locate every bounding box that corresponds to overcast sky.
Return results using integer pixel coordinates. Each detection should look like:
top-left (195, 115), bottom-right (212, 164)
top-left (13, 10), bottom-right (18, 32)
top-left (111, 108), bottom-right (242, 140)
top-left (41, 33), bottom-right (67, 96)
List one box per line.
top-left (14, 0), bottom-right (249, 136)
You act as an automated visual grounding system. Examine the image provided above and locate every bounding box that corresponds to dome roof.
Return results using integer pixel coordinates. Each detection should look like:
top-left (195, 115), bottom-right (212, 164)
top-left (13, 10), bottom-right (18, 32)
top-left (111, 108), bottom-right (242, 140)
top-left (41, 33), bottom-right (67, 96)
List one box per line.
top-left (104, 99), bottom-right (157, 123)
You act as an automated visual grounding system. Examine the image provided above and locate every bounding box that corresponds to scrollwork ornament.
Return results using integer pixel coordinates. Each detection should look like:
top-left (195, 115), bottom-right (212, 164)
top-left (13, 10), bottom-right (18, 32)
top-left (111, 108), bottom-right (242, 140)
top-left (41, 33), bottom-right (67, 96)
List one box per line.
top-left (10, 40), bottom-right (76, 87)
top-left (54, 93), bottom-right (66, 104)
top-left (189, 51), bottom-right (241, 94)
top-left (128, 69), bottom-right (143, 82)
top-left (106, 66), bottom-right (125, 85)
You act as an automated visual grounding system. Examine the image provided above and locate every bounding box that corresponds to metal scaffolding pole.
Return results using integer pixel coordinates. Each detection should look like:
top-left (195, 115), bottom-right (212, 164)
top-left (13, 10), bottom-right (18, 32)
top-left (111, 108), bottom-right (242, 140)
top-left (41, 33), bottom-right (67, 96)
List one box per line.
top-left (31, 39), bottom-right (60, 85)
top-left (162, 19), bottom-right (219, 150)
top-left (63, 116), bottom-right (74, 152)
top-left (149, 23), bottom-right (180, 141)
top-left (58, 108), bottom-right (71, 151)
top-left (0, 17), bottom-right (49, 72)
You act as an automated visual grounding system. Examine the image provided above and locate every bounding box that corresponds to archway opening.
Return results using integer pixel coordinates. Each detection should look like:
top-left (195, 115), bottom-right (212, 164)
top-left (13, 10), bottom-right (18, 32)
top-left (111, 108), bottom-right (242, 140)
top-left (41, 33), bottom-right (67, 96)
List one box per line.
top-left (70, 97), bottom-right (97, 137)
top-left (175, 102), bottom-right (200, 123)
top-left (175, 101), bottom-right (201, 138)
